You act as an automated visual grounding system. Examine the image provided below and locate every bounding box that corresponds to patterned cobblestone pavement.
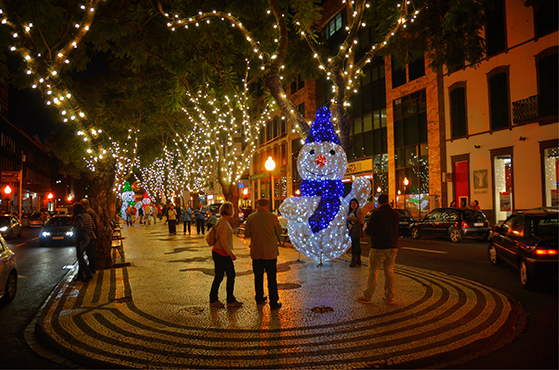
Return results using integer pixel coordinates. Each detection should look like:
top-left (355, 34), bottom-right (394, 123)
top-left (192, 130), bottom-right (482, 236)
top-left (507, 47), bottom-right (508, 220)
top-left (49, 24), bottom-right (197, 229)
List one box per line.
top-left (34, 222), bottom-right (525, 369)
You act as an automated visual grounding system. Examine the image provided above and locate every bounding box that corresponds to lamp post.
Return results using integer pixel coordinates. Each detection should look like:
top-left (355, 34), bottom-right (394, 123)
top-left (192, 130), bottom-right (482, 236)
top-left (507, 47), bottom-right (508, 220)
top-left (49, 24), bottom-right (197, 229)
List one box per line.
top-left (19, 152), bottom-right (25, 219)
top-left (242, 188), bottom-right (249, 207)
top-left (403, 176), bottom-right (409, 209)
top-left (3, 185), bottom-right (12, 213)
top-left (265, 156), bottom-right (275, 210)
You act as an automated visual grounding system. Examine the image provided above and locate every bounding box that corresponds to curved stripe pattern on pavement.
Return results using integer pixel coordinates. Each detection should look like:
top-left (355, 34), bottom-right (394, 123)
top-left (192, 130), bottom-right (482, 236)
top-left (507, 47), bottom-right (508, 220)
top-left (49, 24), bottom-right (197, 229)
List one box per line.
top-left (36, 262), bottom-right (524, 369)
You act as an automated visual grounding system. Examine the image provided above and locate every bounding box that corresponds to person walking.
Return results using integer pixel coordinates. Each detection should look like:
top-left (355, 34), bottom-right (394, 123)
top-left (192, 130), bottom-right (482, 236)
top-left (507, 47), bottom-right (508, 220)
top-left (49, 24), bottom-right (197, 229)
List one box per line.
top-left (138, 206), bottom-right (144, 224)
top-left (72, 202), bottom-right (96, 282)
top-left (126, 206), bottom-right (132, 226)
top-left (182, 205), bottom-right (193, 235)
top-left (244, 198), bottom-right (283, 310)
top-left (356, 194), bottom-right (400, 305)
top-left (347, 198), bottom-right (365, 267)
top-left (167, 204), bottom-right (177, 235)
top-left (80, 198), bottom-right (98, 274)
top-left (209, 202), bottom-right (242, 308)
top-left (194, 204), bottom-right (207, 234)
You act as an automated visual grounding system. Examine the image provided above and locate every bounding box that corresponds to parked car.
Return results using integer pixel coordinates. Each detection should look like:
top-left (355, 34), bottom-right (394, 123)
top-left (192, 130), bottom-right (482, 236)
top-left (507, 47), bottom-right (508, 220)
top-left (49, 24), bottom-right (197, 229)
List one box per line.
top-left (364, 208), bottom-right (414, 235)
top-left (488, 210), bottom-right (558, 289)
top-left (28, 213), bottom-right (44, 228)
top-left (410, 207), bottom-right (490, 243)
top-left (39, 215), bottom-right (75, 247)
top-left (0, 235), bottom-right (17, 303)
top-left (0, 214), bottom-right (22, 240)
top-left (239, 207), bottom-right (253, 222)
top-left (208, 203), bottom-right (222, 216)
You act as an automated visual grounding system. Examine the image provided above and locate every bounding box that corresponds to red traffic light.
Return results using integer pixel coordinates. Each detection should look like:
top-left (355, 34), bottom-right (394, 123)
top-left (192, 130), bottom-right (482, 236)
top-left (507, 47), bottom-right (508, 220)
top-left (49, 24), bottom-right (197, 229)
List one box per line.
top-left (3, 185), bottom-right (12, 195)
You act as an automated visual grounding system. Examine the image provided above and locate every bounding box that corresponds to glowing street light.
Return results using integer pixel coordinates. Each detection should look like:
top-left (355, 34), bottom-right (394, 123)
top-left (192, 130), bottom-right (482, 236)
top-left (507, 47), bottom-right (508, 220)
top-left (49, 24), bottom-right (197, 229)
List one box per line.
top-left (265, 156), bottom-right (275, 210)
top-left (4, 185), bottom-right (12, 195)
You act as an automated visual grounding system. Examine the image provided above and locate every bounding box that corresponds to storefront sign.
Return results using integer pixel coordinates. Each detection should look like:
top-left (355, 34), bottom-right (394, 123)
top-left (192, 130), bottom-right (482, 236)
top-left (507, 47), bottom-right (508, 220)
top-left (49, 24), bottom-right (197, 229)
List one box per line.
top-left (345, 159), bottom-right (373, 175)
top-left (500, 191), bottom-right (511, 211)
top-left (473, 169), bottom-right (488, 189)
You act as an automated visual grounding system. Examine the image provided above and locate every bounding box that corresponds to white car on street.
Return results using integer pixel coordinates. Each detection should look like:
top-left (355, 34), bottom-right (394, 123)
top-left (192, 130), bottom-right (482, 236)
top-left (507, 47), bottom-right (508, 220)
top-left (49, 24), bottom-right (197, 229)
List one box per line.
top-left (0, 236), bottom-right (17, 303)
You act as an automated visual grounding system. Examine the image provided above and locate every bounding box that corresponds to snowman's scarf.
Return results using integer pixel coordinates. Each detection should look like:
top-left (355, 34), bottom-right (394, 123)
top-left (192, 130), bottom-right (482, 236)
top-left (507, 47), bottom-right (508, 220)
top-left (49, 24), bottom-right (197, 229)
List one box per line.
top-left (301, 179), bottom-right (344, 234)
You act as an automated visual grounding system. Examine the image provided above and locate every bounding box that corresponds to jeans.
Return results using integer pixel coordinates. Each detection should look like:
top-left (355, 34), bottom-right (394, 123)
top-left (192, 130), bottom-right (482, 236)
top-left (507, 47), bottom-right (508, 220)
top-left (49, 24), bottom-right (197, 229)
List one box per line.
top-left (76, 239), bottom-right (93, 280)
top-left (362, 248), bottom-right (398, 302)
top-left (196, 219), bottom-right (205, 234)
top-left (183, 221), bottom-right (191, 234)
top-left (351, 236), bottom-right (361, 257)
top-left (209, 251), bottom-right (237, 303)
top-left (252, 259), bottom-right (279, 304)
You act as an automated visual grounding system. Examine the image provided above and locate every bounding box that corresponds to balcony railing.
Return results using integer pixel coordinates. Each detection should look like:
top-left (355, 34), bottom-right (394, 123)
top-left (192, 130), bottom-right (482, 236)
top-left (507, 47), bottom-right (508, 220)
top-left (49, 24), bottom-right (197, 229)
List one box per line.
top-left (513, 94), bottom-right (558, 124)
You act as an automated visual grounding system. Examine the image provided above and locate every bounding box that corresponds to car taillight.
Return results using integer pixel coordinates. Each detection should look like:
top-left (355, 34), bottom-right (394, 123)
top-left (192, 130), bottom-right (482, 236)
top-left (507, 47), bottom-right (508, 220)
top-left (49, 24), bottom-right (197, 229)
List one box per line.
top-left (461, 221), bottom-right (469, 228)
top-left (535, 248), bottom-right (558, 256)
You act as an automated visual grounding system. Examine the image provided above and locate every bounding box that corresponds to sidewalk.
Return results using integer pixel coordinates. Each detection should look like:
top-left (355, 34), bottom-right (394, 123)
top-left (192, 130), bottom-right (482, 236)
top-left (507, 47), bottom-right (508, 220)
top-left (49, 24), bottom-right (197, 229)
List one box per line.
top-left (34, 220), bottom-right (525, 369)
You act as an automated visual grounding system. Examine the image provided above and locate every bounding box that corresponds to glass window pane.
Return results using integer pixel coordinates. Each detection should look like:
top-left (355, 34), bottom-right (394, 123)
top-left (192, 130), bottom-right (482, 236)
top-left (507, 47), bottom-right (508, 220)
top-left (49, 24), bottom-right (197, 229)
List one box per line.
top-left (363, 131), bottom-right (373, 157)
top-left (363, 113), bottom-right (372, 132)
top-left (353, 117), bottom-right (362, 134)
top-left (353, 134), bottom-right (363, 158)
top-left (373, 110), bottom-right (380, 130)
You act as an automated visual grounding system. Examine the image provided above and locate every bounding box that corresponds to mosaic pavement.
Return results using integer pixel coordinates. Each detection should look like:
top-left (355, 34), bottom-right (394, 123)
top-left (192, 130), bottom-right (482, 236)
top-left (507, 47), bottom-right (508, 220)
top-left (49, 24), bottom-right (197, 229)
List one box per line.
top-left (34, 223), bottom-right (525, 369)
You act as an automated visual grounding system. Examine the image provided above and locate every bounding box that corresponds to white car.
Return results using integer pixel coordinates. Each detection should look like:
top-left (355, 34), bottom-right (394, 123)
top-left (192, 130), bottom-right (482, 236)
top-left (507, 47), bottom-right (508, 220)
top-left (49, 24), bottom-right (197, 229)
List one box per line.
top-left (0, 236), bottom-right (17, 303)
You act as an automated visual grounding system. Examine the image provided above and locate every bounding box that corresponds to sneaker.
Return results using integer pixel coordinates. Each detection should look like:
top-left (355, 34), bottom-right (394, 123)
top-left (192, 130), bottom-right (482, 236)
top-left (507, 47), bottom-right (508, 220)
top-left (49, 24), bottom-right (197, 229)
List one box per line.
top-left (356, 297), bottom-right (371, 304)
top-left (382, 297), bottom-right (395, 305)
top-left (270, 302), bottom-right (282, 310)
top-left (210, 301), bottom-right (225, 308)
top-left (227, 301), bottom-right (243, 308)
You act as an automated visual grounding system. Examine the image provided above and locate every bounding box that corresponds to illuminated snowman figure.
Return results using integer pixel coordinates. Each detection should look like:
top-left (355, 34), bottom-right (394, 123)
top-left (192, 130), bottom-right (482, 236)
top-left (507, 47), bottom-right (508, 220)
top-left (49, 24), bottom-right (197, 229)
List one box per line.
top-left (279, 107), bottom-right (371, 262)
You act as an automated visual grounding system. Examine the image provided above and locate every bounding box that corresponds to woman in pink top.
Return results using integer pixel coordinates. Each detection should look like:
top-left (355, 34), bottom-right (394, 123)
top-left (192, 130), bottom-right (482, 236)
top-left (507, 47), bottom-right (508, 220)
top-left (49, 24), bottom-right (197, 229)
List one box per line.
top-left (209, 202), bottom-right (242, 308)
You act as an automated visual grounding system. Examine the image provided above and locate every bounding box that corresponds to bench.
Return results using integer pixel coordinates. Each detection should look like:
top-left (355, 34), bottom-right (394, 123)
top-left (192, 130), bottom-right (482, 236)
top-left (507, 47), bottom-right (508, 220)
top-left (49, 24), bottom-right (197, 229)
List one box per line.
top-left (111, 219), bottom-right (125, 262)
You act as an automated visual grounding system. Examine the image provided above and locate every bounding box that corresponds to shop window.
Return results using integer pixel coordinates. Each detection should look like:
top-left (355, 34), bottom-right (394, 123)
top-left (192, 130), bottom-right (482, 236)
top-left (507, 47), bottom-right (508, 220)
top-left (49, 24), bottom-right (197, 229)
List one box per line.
top-left (541, 143), bottom-right (558, 207)
top-left (492, 149), bottom-right (513, 224)
top-left (488, 70), bottom-right (510, 130)
top-left (450, 84), bottom-right (468, 139)
top-left (486, 0), bottom-right (507, 56)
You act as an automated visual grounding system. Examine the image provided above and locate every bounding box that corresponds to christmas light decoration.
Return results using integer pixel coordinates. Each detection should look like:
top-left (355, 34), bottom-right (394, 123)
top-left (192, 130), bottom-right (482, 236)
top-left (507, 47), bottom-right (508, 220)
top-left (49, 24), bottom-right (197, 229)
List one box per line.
top-left (279, 107), bottom-right (370, 262)
top-left (120, 181), bottom-right (136, 219)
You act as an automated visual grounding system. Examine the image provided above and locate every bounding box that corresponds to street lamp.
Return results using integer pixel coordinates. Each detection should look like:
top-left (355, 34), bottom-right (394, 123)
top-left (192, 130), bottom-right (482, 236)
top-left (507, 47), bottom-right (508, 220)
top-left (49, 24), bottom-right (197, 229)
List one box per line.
top-left (265, 156), bottom-right (275, 210)
top-left (3, 185), bottom-right (12, 213)
top-left (242, 188), bottom-right (249, 207)
top-left (403, 176), bottom-right (409, 208)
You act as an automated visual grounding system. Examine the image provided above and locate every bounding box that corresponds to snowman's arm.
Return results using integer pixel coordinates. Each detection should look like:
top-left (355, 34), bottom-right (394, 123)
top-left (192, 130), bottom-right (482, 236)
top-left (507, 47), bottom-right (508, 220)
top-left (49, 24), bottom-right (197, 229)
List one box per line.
top-left (279, 196), bottom-right (320, 221)
top-left (343, 177), bottom-right (372, 207)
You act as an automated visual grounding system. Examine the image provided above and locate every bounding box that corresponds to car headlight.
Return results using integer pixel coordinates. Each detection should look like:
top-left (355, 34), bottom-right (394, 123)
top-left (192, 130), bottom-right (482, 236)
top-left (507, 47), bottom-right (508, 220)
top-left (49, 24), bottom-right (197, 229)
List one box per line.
top-left (65, 231), bottom-right (74, 236)
top-left (0, 226), bottom-right (7, 232)
top-left (41, 231), bottom-right (51, 237)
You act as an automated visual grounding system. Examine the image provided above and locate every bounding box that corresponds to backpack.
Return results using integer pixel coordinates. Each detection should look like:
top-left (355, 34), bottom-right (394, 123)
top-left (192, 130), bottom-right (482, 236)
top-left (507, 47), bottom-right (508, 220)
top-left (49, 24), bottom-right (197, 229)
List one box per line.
top-left (206, 223), bottom-right (218, 246)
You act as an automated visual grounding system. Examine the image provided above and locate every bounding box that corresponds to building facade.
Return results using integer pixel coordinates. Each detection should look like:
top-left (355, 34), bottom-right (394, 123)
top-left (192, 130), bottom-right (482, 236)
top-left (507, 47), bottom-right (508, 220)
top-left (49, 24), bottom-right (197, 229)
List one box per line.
top-left (443, 0), bottom-right (558, 224)
top-left (0, 86), bottom-right (54, 214)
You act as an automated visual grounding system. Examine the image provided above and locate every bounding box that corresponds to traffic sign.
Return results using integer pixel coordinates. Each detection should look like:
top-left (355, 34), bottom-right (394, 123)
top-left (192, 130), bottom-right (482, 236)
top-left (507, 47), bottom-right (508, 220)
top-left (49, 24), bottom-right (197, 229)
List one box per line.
top-left (1, 171), bottom-right (19, 182)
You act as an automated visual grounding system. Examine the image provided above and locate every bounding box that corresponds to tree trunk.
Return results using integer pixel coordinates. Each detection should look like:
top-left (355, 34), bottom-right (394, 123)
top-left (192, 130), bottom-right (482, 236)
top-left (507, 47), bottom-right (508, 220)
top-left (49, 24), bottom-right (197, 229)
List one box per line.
top-left (86, 160), bottom-right (116, 270)
top-left (220, 182), bottom-right (240, 228)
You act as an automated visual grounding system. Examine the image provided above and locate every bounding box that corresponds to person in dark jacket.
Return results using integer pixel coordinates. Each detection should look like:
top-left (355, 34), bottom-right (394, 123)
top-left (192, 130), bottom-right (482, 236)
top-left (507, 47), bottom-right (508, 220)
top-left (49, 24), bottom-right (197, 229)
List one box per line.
top-left (356, 194), bottom-right (400, 305)
top-left (72, 202), bottom-right (96, 282)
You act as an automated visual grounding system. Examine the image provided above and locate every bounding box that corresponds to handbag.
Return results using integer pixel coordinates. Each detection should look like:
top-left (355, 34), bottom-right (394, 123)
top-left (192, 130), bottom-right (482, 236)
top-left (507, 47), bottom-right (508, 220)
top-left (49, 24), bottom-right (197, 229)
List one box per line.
top-left (206, 224), bottom-right (217, 246)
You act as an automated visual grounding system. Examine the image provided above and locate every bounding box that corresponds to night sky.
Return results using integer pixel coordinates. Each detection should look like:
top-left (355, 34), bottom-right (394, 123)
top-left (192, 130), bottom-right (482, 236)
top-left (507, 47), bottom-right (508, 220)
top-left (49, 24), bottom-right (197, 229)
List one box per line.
top-left (8, 83), bottom-right (54, 142)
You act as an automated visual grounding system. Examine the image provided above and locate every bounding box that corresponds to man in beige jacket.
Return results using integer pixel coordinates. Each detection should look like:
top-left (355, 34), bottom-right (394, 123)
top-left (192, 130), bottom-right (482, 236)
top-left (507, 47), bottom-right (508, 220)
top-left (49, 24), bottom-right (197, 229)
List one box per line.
top-left (244, 198), bottom-right (283, 310)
